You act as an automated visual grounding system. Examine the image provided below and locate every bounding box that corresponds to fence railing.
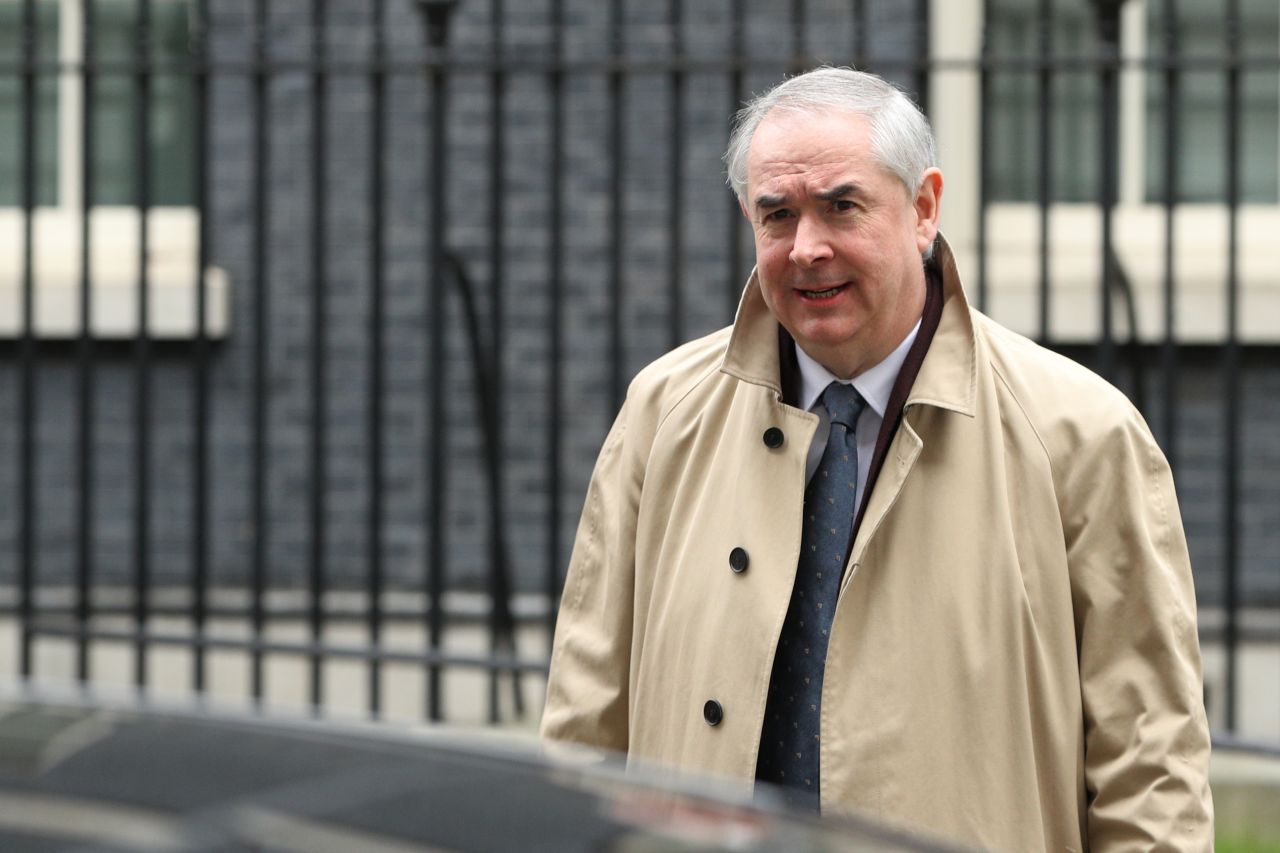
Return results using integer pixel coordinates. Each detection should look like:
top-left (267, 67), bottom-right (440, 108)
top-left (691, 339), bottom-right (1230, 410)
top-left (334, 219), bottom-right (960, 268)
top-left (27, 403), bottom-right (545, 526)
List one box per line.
top-left (0, 0), bottom-right (1276, 736)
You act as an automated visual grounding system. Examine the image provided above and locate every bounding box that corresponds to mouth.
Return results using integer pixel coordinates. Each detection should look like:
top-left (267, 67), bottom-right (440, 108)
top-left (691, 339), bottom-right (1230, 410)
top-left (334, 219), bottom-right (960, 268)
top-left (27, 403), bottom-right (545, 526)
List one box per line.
top-left (796, 282), bottom-right (850, 301)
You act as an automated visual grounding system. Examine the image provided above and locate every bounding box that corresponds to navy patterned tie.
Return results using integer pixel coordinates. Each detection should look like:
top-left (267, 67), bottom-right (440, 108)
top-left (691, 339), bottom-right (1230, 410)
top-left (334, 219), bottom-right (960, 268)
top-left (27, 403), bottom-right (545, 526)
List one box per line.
top-left (757, 381), bottom-right (866, 809)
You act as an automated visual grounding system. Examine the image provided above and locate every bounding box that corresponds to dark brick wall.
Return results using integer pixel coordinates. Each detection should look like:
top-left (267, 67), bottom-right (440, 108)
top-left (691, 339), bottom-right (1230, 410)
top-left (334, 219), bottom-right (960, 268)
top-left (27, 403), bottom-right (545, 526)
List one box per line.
top-left (0, 0), bottom-right (1275, 610)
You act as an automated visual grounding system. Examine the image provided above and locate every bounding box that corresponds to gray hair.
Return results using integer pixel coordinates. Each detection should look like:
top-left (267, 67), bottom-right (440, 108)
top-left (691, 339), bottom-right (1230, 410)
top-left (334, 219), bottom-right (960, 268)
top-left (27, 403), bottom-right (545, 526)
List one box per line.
top-left (723, 67), bottom-right (938, 203)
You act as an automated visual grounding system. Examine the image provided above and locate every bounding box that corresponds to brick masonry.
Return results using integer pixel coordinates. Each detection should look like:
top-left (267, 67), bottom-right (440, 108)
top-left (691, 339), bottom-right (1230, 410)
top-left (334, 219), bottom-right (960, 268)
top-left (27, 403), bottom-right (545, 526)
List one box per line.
top-left (0, 0), bottom-right (1275, 611)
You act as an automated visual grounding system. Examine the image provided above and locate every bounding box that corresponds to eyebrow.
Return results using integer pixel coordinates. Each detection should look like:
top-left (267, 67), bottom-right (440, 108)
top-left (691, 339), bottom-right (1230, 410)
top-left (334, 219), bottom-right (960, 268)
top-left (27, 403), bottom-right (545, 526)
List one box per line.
top-left (815, 183), bottom-right (860, 201)
top-left (752, 183), bottom-right (863, 211)
top-left (752, 192), bottom-right (787, 210)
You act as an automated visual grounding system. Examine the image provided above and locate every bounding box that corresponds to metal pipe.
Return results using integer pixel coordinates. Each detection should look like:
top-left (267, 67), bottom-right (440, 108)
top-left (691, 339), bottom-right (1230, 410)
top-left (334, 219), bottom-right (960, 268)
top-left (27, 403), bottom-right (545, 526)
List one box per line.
top-left (790, 0), bottom-right (805, 71)
top-left (608, 0), bottom-right (626, 413)
top-left (308, 0), bottom-right (329, 714)
top-left (1037, 0), bottom-right (1055, 344)
top-left (368, 0), bottom-right (387, 719)
top-left (1222, 0), bottom-right (1242, 732)
top-left (250, 0), bottom-right (271, 707)
top-left (418, 0), bottom-right (461, 722)
top-left (440, 249), bottom-right (520, 723)
top-left (853, 0), bottom-right (867, 71)
top-left (75, 0), bottom-right (97, 685)
top-left (191, 0), bottom-right (212, 695)
top-left (18, 0), bottom-right (38, 680)
top-left (727, 0), bottom-right (745, 320)
top-left (17, 598), bottom-right (556, 626)
top-left (546, 0), bottom-right (565, 674)
top-left (486, 0), bottom-right (510, 721)
top-left (487, 3), bottom-right (525, 720)
top-left (1160, 0), bottom-right (1180, 462)
top-left (669, 0), bottom-right (684, 350)
top-left (976, 0), bottom-right (991, 312)
top-left (25, 623), bottom-right (551, 673)
top-left (426, 57), bottom-right (448, 723)
top-left (915, 0), bottom-right (930, 114)
top-left (1091, 0), bottom-right (1122, 381)
top-left (132, 0), bottom-right (154, 691)
top-left (1, 51), bottom-right (1270, 78)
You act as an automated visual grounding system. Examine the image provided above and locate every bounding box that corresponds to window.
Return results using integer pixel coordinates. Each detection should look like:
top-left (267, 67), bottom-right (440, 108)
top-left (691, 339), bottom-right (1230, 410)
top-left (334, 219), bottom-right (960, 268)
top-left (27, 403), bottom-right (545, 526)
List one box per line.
top-left (1142, 0), bottom-right (1279, 204)
top-left (929, 0), bottom-right (1280, 343)
top-left (985, 0), bottom-right (1279, 205)
top-left (0, 0), bottom-right (227, 339)
top-left (0, 2), bottom-right (58, 206)
top-left (985, 1), bottom-right (1103, 203)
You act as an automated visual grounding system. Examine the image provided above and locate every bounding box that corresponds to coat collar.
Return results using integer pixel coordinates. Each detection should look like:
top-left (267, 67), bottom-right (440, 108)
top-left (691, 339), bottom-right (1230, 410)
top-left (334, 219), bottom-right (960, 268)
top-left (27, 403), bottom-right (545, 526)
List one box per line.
top-left (718, 233), bottom-right (977, 418)
top-left (905, 235), bottom-right (977, 418)
top-left (719, 268), bottom-right (787, 397)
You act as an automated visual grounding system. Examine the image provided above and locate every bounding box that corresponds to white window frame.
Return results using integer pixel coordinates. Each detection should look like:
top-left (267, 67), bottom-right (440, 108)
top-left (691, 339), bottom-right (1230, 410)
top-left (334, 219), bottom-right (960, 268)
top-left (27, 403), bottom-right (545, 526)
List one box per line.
top-left (930, 0), bottom-right (1279, 343)
top-left (0, 0), bottom-right (229, 339)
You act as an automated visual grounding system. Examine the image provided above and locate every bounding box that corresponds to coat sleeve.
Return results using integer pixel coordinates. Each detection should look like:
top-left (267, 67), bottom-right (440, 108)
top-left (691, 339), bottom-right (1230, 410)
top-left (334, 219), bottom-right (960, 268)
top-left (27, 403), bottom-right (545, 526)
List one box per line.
top-left (540, 402), bottom-right (642, 753)
top-left (1059, 402), bottom-right (1214, 851)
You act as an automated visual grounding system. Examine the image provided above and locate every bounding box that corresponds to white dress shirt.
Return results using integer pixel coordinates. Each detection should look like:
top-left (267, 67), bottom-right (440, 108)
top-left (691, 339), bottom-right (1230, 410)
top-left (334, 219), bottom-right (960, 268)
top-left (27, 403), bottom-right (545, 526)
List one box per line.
top-left (794, 318), bottom-right (923, 501)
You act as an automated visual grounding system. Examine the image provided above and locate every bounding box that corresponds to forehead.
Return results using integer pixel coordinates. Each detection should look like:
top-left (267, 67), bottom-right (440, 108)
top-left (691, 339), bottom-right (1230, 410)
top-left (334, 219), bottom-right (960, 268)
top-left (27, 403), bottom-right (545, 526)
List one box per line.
top-left (746, 109), bottom-right (886, 197)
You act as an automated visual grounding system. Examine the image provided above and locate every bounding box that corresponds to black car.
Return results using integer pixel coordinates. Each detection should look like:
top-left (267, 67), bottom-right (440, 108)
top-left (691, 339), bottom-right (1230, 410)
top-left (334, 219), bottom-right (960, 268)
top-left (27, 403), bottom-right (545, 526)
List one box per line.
top-left (0, 685), bottom-right (955, 852)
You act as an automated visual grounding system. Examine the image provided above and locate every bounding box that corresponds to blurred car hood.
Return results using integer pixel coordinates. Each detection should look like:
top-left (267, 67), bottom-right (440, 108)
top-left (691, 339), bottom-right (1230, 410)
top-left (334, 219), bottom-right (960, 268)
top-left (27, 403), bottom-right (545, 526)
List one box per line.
top-left (0, 684), bottom-right (957, 852)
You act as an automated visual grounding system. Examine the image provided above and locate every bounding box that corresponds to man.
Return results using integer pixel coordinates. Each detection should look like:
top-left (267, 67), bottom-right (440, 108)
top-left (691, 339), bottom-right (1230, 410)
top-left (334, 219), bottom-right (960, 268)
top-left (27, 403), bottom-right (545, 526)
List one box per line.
top-left (541, 67), bottom-right (1213, 850)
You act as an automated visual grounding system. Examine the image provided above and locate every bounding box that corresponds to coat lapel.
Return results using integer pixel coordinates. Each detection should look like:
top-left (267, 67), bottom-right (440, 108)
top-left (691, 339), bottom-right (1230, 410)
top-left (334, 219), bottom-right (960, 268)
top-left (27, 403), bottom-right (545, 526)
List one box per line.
top-left (719, 236), bottom-right (981, 569)
top-left (849, 236), bottom-right (979, 565)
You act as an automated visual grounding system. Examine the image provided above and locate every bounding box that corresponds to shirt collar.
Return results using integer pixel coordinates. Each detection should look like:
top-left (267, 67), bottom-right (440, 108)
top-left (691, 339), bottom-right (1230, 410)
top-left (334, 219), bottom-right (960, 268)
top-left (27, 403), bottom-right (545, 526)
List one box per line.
top-left (794, 318), bottom-right (923, 419)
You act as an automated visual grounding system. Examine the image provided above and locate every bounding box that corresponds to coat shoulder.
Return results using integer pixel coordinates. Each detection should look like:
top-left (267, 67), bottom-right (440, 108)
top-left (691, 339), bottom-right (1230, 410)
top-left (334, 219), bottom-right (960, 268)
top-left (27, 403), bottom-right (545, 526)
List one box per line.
top-left (972, 312), bottom-right (1146, 427)
top-left (972, 311), bottom-right (1154, 459)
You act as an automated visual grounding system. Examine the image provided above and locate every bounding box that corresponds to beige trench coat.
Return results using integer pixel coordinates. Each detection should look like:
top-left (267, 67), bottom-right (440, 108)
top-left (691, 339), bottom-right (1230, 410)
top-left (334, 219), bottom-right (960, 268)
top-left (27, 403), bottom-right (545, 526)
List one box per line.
top-left (541, 237), bottom-right (1213, 851)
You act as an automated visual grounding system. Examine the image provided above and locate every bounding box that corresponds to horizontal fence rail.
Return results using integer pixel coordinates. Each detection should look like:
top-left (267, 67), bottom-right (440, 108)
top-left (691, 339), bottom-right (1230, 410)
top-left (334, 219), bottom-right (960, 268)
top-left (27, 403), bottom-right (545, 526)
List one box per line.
top-left (0, 0), bottom-right (1276, 738)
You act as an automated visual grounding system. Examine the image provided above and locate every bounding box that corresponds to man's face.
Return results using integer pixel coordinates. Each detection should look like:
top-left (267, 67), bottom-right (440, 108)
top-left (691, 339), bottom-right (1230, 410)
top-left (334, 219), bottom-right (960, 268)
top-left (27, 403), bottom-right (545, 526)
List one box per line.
top-left (743, 110), bottom-right (942, 378)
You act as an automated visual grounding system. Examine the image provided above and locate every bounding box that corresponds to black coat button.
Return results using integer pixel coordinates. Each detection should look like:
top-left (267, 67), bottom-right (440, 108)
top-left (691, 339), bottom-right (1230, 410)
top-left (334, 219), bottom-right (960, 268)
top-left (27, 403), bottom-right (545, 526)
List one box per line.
top-left (762, 427), bottom-right (784, 449)
top-left (729, 547), bottom-right (749, 574)
top-left (703, 699), bottom-right (724, 727)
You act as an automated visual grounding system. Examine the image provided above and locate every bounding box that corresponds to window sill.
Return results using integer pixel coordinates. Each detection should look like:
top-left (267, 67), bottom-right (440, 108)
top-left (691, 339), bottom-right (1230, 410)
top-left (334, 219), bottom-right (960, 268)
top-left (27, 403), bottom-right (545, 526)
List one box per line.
top-left (948, 203), bottom-right (1280, 344)
top-left (0, 207), bottom-right (230, 340)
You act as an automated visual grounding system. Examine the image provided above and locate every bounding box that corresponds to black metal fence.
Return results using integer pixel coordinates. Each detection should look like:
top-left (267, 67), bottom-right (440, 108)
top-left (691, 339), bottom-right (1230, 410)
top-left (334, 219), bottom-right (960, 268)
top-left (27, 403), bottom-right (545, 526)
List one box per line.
top-left (0, 0), bottom-right (1276, 735)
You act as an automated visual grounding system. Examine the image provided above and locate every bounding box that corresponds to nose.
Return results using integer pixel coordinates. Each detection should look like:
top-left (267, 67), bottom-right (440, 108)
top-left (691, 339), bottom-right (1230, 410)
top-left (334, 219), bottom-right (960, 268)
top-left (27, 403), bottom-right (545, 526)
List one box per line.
top-left (788, 215), bottom-right (833, 268)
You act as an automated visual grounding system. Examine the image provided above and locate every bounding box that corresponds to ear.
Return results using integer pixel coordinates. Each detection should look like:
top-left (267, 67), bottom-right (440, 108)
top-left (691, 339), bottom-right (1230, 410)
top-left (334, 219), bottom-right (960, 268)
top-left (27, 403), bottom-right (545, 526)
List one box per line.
top-left (913, 167), bottom-right (943, 254)
top-left (738, 196), bottom-right (750, 220)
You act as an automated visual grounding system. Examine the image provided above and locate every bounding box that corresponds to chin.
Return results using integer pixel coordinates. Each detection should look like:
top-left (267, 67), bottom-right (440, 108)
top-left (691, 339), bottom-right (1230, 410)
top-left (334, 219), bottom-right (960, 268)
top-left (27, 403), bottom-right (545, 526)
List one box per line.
top-left (794, 320), bottom-right (861, 350)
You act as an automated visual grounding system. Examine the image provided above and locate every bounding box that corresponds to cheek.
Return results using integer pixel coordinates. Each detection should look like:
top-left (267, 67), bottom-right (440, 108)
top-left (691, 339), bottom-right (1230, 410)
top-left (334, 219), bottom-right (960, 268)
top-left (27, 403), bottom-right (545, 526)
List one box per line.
top-left (756, 239), bottom-right (792, 276)
top-left (753, 229), bottom-right (786, 256)
top-left (755, 267), bottom-right (791, 317)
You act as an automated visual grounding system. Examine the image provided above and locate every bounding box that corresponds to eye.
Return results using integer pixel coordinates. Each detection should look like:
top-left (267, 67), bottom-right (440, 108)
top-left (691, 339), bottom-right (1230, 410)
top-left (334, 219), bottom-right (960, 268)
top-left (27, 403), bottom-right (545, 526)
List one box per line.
top-left (763, 208), bottom-right (793, 224)
top-left (832, 199), bottom-right (857, 213)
